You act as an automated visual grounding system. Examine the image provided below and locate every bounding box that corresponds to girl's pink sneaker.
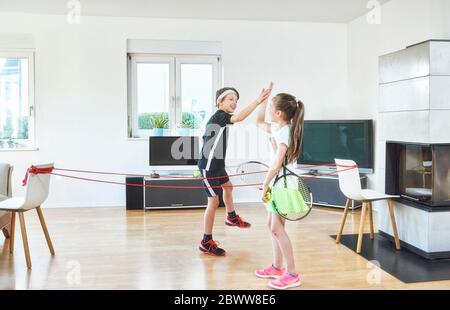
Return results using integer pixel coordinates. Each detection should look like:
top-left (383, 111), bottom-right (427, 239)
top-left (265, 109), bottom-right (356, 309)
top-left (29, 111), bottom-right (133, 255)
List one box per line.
top-left (254, 265), bottom-right (285, 279)
top-left (269, 271), bottom-right (302, 290)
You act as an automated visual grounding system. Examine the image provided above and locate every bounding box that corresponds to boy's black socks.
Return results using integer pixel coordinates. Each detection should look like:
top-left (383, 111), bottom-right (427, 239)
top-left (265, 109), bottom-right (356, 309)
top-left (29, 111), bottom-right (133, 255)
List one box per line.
top-left (228, 211), bottom-right (237, 219)
top-left (203, 234), bottom-right (213, 242)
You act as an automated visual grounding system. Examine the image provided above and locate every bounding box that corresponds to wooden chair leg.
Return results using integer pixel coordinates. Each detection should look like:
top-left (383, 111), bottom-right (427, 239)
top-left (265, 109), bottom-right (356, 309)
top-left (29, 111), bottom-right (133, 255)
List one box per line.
top-left (357, 202), bottom-right (367, 254)
top-left (368, 202), bottom-right (375, 240)
top-left (9, 212), bottom-right (16, 254)
top-left (18, 212), bottom-right (32, 269)
top-left (387, 199), bottom-right (401, 250)
top-left (36, 207), bottom-right (55, 255)
top-left (2, 226), bottom-right (10, 239)
top-left (336, 199), bottom-right (351, 244)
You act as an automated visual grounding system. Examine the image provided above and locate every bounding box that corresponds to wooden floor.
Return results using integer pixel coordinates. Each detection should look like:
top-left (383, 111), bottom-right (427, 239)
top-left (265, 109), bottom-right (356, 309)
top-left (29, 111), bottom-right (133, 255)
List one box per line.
top-left (1, 204), bottom-right (450, 290)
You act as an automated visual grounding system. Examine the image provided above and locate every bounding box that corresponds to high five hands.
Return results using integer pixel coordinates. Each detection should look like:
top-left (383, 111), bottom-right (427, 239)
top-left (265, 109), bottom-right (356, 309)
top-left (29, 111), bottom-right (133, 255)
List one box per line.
top-left (256, 82), bottom-right (274, 104)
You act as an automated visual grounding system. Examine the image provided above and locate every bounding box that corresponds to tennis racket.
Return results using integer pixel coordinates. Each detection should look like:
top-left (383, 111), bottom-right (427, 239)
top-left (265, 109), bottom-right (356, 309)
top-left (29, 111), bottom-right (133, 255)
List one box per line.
top-left (236, 161), bottom-right (313, 221)
top-left (235, 161), bottom-right (270, 190)
top-left (269, 165), bottom-right (313, 221)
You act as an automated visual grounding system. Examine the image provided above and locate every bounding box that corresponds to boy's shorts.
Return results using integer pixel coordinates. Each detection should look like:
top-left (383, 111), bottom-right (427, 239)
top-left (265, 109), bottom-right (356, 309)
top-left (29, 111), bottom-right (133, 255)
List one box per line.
top-left (201, 169), bottom-right (230, 197)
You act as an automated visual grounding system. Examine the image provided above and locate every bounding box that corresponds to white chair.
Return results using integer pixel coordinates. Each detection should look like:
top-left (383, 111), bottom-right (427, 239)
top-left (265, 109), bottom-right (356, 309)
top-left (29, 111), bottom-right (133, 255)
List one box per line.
top-left (0, 163), bottom-right (55, 269)
top-left (0, 163), bottom-right (13, 238)
top-left (335, 159), bottom-right (401, 254)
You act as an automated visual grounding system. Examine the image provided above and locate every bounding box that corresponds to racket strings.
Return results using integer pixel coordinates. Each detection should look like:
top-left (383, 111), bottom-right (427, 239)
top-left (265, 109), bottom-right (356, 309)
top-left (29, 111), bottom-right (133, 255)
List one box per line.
top-left (298, 181), bottom-right (312, 204)
top-left (273, 173), bottom-right (313, 221)
top-left (237, 162), bottom-right (269, 186)
top-left (237, 161), bottom-right (314, 221)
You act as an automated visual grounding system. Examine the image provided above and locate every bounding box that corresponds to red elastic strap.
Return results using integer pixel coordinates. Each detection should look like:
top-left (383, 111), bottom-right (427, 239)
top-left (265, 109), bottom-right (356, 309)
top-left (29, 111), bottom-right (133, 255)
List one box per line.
top-left (22, 166), bottom-right (54, 186)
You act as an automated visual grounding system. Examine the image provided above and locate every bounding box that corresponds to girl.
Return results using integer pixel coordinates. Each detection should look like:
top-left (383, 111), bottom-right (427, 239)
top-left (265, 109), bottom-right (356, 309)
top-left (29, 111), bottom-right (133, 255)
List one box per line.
top-left (198, 84), bottom-right (273, 257)
top-left (255, 93), bottom-right (305, 289)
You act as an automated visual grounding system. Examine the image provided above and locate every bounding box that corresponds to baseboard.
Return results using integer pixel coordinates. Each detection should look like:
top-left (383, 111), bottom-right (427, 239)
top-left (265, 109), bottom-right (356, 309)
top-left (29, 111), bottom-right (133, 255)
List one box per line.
top-left (42, 202), bottom-right (125, 209)
top-left (44, 200), bottom-right (261, 209)
top-left (379, 230), bottom-right (450, 260)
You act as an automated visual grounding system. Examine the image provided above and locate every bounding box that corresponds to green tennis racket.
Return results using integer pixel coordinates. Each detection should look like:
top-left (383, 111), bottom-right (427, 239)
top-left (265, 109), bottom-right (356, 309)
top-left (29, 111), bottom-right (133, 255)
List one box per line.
top-left (268, 165), bottom-right (313, 221)
top-left (237, 161), bottom-right (313, 221)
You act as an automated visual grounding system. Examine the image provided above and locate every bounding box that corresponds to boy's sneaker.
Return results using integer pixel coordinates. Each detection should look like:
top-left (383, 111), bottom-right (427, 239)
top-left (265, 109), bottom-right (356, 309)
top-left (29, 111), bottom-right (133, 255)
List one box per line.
top-left (255, 265), bottom-right (285, 279)
top-left (269, 271), bottom-right (302, 290)
top-left (199, 240), bottom-right (226, 257)
top-left (225, 215), bottom-right (251, 228)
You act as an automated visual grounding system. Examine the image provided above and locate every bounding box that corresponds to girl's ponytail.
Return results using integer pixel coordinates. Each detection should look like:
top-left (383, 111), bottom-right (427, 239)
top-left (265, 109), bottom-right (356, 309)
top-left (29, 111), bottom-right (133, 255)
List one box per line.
top-left (287, 100), bottom-right (305, 164)
top-left (273, 94), bottom-right (305, 164)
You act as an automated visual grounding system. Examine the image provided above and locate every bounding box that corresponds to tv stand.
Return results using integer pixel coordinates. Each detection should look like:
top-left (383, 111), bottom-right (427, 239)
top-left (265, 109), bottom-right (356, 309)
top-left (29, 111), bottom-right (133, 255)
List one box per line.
top-left (309, 169), bottom-right (320, 176)
top-left (126, 170), bottom-right (225, 210)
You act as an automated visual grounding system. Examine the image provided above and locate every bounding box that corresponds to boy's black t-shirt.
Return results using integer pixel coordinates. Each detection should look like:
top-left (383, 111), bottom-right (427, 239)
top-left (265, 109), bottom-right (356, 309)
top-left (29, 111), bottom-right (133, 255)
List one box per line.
top-left (197, 110), bottom-right (233, 171)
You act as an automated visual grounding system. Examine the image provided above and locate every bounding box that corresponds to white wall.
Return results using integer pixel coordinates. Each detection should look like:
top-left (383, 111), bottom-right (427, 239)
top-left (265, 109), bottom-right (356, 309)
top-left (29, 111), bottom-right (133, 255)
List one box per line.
top-left (0, 13), bottom-right (348, 207)
top-left (347, 0), bottom-right (450, 192)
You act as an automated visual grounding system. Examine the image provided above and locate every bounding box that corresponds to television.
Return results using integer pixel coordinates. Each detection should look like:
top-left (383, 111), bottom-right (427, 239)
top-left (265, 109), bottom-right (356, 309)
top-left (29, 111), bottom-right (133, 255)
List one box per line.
top-left (298, 120), bottom-right (374, 173)
top-left (149, 136), bottom-right (199, 170)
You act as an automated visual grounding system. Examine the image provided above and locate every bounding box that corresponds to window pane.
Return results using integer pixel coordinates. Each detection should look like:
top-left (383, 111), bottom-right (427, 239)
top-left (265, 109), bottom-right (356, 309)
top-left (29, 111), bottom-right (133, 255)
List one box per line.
top-left (137, 63), bottom-right (170, 131)
top-left (180, 64), bottom-right (213, 130)
top-left (0, 57), bottom-right (29, 149)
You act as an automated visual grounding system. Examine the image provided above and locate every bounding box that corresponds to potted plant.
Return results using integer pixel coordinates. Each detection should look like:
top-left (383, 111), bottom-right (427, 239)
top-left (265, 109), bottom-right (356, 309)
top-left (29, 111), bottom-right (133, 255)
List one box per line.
top-left (178, 120), bottom-right (194, 136)
top-left (151, 113), bottom-right (169, 136)
top-left (178, 112), bottom-right (199, 135)
top-left (138, 113), bottom-right (153, 130)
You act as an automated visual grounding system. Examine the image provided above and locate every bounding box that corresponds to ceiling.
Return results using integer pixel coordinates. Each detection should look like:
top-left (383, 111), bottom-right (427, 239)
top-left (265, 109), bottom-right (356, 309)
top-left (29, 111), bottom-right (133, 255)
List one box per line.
top-left (0, 0), bottom-right (391, 23)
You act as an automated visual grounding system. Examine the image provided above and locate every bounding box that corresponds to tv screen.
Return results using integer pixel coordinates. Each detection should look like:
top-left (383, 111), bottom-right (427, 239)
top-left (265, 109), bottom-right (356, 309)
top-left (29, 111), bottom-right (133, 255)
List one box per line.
top-left (299, 120), bottom-right (373, 169)
top-left (149, 136), bottom-right (199, 166)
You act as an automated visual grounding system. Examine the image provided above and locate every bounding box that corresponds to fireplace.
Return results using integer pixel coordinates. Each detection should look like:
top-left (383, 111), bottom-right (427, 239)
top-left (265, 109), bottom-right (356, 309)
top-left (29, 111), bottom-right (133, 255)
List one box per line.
top-left (377, 41), bottom-right (450, 259)
top-left (386, 141), bottom-right (450, 210)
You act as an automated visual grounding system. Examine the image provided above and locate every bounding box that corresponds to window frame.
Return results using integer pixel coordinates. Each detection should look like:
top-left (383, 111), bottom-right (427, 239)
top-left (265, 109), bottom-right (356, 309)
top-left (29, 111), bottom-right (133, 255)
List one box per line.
top-left (0, 49), bottom-right (36, 151)
top-left (128, 54), bottom-right (175, 138)
top-left (127, 53), bottom-right (222, 138)
top-left (175, 55), bottom-right (221, 131)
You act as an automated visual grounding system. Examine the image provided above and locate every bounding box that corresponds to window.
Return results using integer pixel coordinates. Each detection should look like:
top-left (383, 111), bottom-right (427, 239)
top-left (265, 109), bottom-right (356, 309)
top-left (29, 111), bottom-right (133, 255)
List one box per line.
top-left (128, 54), bottom-right (221, 138)
top-left (0, 50), bottom-right (35, 150)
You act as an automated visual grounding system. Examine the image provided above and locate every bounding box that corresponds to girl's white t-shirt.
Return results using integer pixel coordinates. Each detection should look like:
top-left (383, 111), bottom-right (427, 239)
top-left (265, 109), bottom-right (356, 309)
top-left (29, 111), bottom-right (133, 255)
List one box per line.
top-left (272, 124), bottom-right (290, 149)
top-left (270, 124), bottom-right (295, 171)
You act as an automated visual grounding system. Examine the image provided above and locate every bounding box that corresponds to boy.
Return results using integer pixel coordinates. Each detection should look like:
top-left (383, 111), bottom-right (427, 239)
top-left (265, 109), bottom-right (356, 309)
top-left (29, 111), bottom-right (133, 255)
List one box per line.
top-left (198, 84), bottom-right (273, 256)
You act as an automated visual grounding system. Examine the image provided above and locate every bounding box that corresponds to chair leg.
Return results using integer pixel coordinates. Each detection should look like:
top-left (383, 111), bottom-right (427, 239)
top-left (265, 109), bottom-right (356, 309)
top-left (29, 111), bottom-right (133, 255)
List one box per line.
top-left (36, 207), bottom-right (55, 255)
top-left (18, 212), bottom-right (32, 269)
top-left (9, 212), bottom-right (16, 254)
top-left (357, 202), bottom-right (367, 254)
top-left (368, 202), bottom-right (375, 240)
top-left (2, 227), bottom-right (10, 239)
top-left (387, 199), bottom-right (401, 250)
top-left (336, 199), bottom-right (351, 244)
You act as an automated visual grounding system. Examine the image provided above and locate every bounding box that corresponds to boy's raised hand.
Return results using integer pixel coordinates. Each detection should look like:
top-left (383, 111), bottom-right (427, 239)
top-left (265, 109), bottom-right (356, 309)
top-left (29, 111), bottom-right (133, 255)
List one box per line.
top-left (256, 82), bottom-right (274, 104)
